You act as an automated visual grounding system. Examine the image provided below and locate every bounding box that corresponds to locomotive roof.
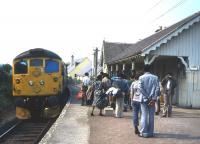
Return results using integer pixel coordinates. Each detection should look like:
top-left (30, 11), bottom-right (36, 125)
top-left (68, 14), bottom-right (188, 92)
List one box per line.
top-left (14, 48), bottom-right (62, 60)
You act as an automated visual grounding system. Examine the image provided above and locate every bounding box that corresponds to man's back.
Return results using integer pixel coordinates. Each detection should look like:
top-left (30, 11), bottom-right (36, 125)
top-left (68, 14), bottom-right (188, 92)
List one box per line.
top-left (112, 77), bottom-right (125, 91)
top-left (82, 76), bottom-right (90, 86)
top-left (102, 77), bottom-right (111, 90)
top-left (139, 72), bottom-right (160, 102)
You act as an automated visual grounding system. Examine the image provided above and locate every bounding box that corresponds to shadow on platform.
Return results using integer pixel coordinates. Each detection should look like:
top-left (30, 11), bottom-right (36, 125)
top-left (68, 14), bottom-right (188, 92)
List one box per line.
top-left (155, 133), bottom-right (200, 140)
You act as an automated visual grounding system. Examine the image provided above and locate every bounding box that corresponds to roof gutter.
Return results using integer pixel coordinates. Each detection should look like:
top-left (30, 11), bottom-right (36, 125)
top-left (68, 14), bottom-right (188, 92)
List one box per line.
top-left (107, 52), bottom-right (142, 65)
top-left (142, 15), bottom-right (200, 56)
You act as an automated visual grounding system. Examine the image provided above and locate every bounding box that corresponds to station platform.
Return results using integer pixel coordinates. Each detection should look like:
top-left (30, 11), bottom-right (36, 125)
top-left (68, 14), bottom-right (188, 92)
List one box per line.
top-left (40, 85), bottom-right (200, 144)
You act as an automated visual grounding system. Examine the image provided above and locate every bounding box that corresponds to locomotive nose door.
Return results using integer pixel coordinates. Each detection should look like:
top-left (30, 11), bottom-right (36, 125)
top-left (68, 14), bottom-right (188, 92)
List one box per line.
top-left (28, 59), bottom-right (44, 95)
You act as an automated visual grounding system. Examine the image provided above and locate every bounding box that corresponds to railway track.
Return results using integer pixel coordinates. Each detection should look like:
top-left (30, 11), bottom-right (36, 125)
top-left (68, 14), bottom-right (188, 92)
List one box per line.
top-left (0, 119), bottom-right (55, 144)
top-left (0, 85), bottom-right (74, 144)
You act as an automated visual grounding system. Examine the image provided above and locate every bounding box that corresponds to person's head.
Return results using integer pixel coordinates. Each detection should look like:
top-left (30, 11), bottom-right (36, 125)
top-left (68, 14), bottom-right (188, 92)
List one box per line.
top-left (103, 73), bottom-right (109, 78)
top-left (134, 72), bottom-right (141, 80)
top-left (143, 64), bottom-right (151, 73)
top-left (100, 71), bottom-right (104, 76)
top-left (166, 72), bottom-right (173, 78)
top-left (130, 74), bottom-right (135, 80)
top-left (131, 70), bottom-right (136, 76)
top-left (96, 74), bottom-right (102, 81)
top-left (167, 72), bottom-right (172, 76)
top-left (85, 72), bottom-right (89, 76)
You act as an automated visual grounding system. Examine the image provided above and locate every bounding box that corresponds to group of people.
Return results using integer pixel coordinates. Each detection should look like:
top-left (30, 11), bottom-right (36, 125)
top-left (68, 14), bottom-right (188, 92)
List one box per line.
top-left (81, 71), bottom-right (129, 117)
top-left (80, 64), bottom-right (177, 138)
top-left (81, 72), bottom-right (111, 115)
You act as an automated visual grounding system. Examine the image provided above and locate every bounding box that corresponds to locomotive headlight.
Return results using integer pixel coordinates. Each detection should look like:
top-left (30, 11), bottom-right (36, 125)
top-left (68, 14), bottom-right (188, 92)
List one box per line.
top-left (53, 88), bottom-right (58, 92)
top-left (16, 79), bottom-right (20, 84)
top-left (40, 80), bottom-right (45, 85)
top-left (53, 77), bottom-right (58, 82)
top-left (28, 80), bottom-right (34, 86)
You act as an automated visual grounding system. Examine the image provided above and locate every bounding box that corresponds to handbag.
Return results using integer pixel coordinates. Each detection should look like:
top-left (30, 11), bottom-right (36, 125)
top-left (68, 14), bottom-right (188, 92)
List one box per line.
top-left (86, 85), bottom-right (94, 100)
top-left (76, 90), bottom-right (83, 100)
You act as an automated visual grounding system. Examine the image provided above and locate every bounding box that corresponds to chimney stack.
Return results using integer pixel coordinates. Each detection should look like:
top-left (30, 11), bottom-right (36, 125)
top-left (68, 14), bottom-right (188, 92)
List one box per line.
top-left (71, 55), bottom-right (74, 66)
top-left (155, 26), bottom-right (162, 33)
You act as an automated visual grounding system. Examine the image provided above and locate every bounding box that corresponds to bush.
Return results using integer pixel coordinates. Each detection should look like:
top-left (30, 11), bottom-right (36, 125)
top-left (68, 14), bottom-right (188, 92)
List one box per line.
top-left (0, 85), bottom-right (13, 110)
top-left (0, 64), bottom-right (14, 110)
top-left (67, 76), bottom-right (82, 85)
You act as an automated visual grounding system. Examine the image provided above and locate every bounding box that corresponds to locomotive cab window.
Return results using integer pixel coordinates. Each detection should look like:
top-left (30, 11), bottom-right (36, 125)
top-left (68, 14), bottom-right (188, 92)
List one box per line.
top-left (45, 60), bottom-right (59, 73)
top-left (14, 60), bottom-right (28, 74)
top-left (30, 59), bottom-right (43, 67)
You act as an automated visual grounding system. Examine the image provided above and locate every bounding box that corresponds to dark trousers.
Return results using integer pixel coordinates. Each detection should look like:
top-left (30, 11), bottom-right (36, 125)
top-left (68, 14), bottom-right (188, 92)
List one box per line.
top-left (81, 90), bottom-right (87, 106)
top-left (132, 101), bottom-right (140, 127)
top-left (162, 90), bottom-right (173, 116)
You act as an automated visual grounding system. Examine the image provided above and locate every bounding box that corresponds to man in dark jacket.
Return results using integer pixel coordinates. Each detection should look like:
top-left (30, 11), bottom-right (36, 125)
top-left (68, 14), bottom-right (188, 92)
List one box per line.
top-left (111, 73), bottom-right (128, 118)
top-left (161, 73), bottom-right (177, 117)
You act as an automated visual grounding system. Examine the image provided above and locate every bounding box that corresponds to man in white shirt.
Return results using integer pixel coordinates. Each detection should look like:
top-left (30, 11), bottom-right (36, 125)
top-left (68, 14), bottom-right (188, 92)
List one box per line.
top-left (130, 72), bottom-right (142, 134)
top-left (81, 72), bottom-right (90, 106)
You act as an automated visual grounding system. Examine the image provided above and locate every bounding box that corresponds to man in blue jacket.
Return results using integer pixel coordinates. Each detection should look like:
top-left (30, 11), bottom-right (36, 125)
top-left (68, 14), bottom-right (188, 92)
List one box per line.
top-left (111, 73), bottom-right (128, 118)
top-left (138, 65), bottom-right (160, 138)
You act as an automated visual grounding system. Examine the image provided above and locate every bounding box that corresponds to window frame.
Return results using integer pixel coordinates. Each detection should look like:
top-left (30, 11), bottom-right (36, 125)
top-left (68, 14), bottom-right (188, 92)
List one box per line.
top-left (30, 58), bottom-right (43, 67)
top-left (44, 59), bottom-right (60, 73)
top-left (14, 59), bottom-right (28, 74)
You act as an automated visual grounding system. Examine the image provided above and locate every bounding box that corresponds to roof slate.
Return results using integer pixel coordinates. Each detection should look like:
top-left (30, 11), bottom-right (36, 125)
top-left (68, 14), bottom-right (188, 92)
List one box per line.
top-left (103, 41), bottom-right (133, 64)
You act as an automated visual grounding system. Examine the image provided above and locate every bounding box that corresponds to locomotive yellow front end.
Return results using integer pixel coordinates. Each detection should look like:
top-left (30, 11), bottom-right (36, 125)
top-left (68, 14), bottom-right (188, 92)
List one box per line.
top-left (13, 48), bottom-right (66, 119)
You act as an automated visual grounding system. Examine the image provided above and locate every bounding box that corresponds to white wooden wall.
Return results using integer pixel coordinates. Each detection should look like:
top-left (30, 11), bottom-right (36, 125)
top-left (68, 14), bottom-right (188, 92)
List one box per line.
top-left (151, 22), bottom-right (200, 108)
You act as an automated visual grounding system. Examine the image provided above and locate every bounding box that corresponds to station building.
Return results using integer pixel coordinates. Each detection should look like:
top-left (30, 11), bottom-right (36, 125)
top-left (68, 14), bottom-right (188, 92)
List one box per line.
top-left (101, 11), bottom-right (200, 108)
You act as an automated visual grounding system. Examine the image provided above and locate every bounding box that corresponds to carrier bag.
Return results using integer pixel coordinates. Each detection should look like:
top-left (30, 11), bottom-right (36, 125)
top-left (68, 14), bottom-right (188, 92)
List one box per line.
top-left (76, 90), bottom-right (83, 100)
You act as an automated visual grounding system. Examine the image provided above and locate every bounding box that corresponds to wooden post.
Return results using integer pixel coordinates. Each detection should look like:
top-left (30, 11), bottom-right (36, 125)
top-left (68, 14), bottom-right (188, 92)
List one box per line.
top-left (123, 63), bottom-right (125, 71)
top-left (116, 64), bottom-right (119, 71)
top-left (132, 62), bottom-right (135, 70)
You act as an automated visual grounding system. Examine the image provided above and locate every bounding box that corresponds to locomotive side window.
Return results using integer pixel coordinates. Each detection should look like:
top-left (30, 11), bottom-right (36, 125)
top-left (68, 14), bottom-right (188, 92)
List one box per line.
top-left (30, 59), bottom-right (43, 67)
top-left (14, 60), bottom-right (28, 74)
top-left (45, 60), bottom-right (59, 73)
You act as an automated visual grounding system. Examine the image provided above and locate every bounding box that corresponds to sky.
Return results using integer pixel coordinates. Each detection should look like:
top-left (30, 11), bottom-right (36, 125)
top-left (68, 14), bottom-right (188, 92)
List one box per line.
top-left (0, 0), bottom-right (200, 64)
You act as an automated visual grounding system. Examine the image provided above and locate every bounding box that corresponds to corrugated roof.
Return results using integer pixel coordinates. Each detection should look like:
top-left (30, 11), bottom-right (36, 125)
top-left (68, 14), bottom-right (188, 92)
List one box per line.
top-left (105, 11), bottom-right (200, 64)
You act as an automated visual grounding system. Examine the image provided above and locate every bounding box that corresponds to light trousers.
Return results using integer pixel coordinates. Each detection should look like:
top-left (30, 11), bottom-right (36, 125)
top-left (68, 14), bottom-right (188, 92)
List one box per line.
top-left (140, 102), bottom-right (155, 137)
top-left (115, 96), bottom-right (124, 118)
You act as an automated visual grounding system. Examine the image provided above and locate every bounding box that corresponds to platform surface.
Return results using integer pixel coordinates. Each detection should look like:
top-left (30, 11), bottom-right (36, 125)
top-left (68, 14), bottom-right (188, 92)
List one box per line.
top-left (40, 86), bottom-right (200, 144)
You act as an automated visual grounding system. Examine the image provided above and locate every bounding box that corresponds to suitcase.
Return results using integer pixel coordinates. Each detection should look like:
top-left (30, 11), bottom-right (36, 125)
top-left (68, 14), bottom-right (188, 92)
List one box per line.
top-left (104, 107), bottom-right (114, 116)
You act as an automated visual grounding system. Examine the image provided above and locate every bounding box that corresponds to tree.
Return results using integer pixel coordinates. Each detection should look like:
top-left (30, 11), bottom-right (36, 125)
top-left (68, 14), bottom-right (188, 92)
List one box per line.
top-left (2, 64), bottom-right (12, 74)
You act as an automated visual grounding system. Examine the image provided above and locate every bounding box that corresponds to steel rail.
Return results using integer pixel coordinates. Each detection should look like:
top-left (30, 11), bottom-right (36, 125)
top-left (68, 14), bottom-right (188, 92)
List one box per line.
top-left (0, 120), bottom-right (22, 140)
